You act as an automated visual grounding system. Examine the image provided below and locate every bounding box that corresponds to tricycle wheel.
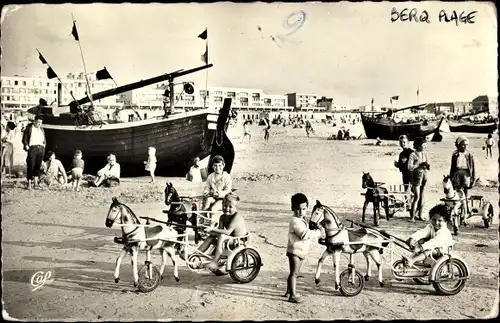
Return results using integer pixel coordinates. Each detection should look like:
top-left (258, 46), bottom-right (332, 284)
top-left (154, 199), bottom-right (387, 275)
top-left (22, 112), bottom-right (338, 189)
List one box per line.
top-left (137, 264), bottom-right (161, 293)
top-left (229, 248), bottom-right (261, 284)
top-left (483, 203), bottom-right (494, 228)
top-left (339, 268), bottom-right (364, 296)
top-left (432, 259), bottom-right (468, 296)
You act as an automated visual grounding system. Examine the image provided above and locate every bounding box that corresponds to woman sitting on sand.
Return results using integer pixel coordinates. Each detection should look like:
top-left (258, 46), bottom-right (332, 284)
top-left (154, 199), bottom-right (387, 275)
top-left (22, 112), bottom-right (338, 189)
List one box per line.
top-left (92, 154), bottom-right (121, 187)
top-left (40, 151), bottom-right (68, 187)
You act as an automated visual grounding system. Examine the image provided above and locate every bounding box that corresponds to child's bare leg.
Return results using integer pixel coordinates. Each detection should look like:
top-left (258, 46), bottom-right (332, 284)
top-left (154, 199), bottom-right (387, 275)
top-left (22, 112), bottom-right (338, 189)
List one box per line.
top-left (76, 179), bottom-right (81, 191)
top-left (150, 169), bottom-right (155, 183)
top-left (286, 254), bottom-right (303, 302)
top-left (202, 197), bottom-right (215, 211)
top-left (197, 236), bottom-right (216, 253)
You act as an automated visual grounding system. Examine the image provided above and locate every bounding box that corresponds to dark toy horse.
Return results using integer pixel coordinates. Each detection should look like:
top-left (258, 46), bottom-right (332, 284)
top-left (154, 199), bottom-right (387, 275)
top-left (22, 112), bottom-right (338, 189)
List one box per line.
top-left (361, 172), bottom-right (391, 226)
top-left (164, 182), bottom-right (202, 244)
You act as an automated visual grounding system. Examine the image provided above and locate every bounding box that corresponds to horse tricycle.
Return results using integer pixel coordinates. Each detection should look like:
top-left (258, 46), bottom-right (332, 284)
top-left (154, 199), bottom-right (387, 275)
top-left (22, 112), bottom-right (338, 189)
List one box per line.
top-left (442, 175), bottom-right (494, 235)
top-left (107, 197), bottom-right (262, 293)
top-left (346, 220), bottom-right (470, 296)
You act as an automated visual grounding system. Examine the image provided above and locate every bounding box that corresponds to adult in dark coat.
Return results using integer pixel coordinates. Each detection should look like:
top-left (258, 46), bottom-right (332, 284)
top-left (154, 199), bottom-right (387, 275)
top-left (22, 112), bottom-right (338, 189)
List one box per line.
top-left (22, 116), bottom-right (46, 189)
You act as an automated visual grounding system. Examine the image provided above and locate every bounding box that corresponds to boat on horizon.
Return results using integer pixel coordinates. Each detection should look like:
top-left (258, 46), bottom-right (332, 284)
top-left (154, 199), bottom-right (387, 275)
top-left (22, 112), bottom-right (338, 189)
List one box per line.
top-left (360, 104), bottom-right (444, 141)
top-left (447, 109), bottom-right (498, 134)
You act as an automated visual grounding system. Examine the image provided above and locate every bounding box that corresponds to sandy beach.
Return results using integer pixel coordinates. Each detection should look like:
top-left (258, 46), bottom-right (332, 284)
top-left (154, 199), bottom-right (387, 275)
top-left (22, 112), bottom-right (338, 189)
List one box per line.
top-left (1, 121), bottom-right (498, 320)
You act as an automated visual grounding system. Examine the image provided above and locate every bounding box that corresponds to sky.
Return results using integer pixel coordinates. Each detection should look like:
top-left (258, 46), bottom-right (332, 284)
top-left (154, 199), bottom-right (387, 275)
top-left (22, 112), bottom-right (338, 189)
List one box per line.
top-left (1, 2), bottom-right (497, 108)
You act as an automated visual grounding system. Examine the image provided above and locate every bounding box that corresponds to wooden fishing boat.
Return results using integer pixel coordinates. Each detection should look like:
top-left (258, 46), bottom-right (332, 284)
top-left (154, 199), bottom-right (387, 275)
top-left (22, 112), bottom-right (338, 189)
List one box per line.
top-left (448, 120), bottom-right (497, 134)
top-left (447, 110), bottom-right (498, 134)
top-left (360, 104), bottom-right (444, 141)
top-left (29, 65), bottom-right (235, 176)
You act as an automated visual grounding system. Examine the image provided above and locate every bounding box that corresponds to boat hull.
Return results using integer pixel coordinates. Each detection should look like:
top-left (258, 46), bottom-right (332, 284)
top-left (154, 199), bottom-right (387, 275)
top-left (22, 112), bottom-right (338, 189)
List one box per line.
top-left (360, 114), bottom-right (443, 141)
top-left (42, 110), bottom-right (217, 177)
top-left (448, 121), bottom-right (497, 134)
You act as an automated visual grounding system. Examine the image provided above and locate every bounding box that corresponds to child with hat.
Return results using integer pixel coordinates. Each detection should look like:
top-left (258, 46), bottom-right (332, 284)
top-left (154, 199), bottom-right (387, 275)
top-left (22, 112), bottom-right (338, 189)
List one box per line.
top-left (449, 135), bottom-right (475, 223)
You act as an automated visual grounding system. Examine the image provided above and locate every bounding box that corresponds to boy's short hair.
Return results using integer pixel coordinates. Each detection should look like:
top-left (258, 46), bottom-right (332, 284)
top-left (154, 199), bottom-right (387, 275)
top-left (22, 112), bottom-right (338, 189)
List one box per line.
top-left (291, 193), bottom-right (308, 210)
top-left (399, 135), bottom-right (408, 141)
top-left (413, 136), bottom-right (426, 149)
top-left (34, 115), bottom-right (43, 121)
top-left (212, 155), bottom-right (225, 164)
top-left (429, 204), bottom-right (450, 223)
top-left (46, 151), bottom-right (55, 157)
top-left (223, 192), bottom-right (240, 203)
top-left (74, 150), bottom-right (82, 156)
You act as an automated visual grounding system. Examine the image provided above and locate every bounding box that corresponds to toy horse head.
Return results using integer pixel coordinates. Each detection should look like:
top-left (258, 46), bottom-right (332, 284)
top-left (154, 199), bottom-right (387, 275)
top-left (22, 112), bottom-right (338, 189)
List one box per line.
top-left (106, 197), bottom-right (121, 228)
top-left (164, 182), bottom-right (179, 206)
top-left (310, 200), bottom-right (341, 230)
top-left (105, 197), bottom-right (139, 228)
top-left (362, 172), bottom-right (373, 189)
top-left (442, 175), bottom-right (454, 197)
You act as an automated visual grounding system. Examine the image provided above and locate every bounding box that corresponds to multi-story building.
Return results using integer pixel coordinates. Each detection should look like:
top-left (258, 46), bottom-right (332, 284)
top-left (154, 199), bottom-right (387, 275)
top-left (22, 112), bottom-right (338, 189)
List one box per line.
top-left (1, 73), bottom-right (121, 110)
top-left (472, 95), bottom-right (498, 116)
top-left (119, 85), bottom-right (291, 112)
top-left (286, 92), bottom-right (326, 112)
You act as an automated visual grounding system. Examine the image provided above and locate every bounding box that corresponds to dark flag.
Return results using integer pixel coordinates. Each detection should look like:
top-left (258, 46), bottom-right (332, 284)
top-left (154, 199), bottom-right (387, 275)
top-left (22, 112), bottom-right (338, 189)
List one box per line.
top-left (201, 44), bottom-right (208, 64)
top-left (391, 95), bottom-right (399, 100)
top-left (96, 67), bottom-right (113, 80)
top-left (417, 88), bottom-right (419, 96)
top-left (371, 97), bottom-right (374, 105)
top-left (46, 67), bottom-right (58, 79)
top-left (37, 50), bottom-right (47, 64)
top-left (71, 21), bottom-right (80, 41)
top-left (198, 28), bottom-right (207, 40)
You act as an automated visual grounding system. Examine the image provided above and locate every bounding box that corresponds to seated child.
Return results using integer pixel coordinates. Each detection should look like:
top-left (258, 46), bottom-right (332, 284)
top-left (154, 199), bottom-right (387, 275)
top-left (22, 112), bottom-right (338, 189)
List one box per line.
top-left (70, 150), bottom-right (85, 191)
top-left (202, 155), bottom-right (232, 211)
top-left (404, 204), bottom-right (453, 267)
top-left (285, 193), bottom-right (323, 304)
top-left (94, 154), bottom-right (121, 187)
top-left (40, 151), bottom-right (68, 187)
top-left (197, 193), bottom-right (247, 275)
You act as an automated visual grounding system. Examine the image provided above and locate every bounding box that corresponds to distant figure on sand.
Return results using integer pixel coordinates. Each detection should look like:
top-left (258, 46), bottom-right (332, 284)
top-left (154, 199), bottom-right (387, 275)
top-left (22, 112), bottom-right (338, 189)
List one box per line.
top-left (186, 157), bottom-right (202, 182)
top-left (40, 151), bottom-right (68, 187)
top-left (242, 119), bottom-right (252, 143)
top-left (484, 134), bottom-right (494, 159)
top-left (93, 154), bottom-right (121, 187)
top-left (408, 137), bottom-right (430, 222)
top-left (375, 137), bottom-right (382, 146)
top-left (1, 121), bottom-right (16, 177)
top-left (70, 150), bottom-right (85, 191)
top-left (144, 146), bottom-right (157, 183)
top-left (263, 116), bottom-right (271, 142)
top-left (22, 115), bottom-right (46, 189)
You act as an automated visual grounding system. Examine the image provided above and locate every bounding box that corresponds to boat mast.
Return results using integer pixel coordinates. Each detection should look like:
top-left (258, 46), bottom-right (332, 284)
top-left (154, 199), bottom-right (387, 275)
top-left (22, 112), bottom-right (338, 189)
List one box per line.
top-left (72, 14), bottom-right (95, 109)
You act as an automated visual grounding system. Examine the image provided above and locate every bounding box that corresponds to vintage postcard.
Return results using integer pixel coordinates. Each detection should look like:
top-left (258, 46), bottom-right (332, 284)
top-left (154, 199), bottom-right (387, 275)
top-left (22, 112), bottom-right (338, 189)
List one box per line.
top-left (1, 1), bottom-right (498, 320)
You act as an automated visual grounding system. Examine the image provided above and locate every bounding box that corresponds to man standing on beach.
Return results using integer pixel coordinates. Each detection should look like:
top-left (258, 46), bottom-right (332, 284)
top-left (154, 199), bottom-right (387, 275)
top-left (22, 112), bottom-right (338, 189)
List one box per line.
top-left (22, 115), bottom-right (46, 189)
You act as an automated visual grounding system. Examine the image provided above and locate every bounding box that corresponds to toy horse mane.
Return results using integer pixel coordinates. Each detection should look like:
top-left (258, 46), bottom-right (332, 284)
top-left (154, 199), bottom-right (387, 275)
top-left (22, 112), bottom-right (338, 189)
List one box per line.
top-left (111, 197), bottom-right (141, 223)
top-left (314, 201), bottom-right (343, 228)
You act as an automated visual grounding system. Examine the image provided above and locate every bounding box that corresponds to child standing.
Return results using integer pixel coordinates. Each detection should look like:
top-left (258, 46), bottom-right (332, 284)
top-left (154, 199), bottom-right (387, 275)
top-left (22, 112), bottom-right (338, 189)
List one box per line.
top-left (186, 157), bottom-right (202, 182)
top-left (404, 204), bottom-right (453, 267)
top-left (202, 155), bottom-right (232, 211)
top-left (285, 193), bottom-right (323, 304)
top-left (71, 150), bottom-right (85, 191)
top-left (1, 121), bottom-right (16, 177)
top-left (144, 146), bottom-right (157, 183)
top-left (450, 136), bottom-right (475, 197)
top-left (485, 134), bottom-right (494, 159)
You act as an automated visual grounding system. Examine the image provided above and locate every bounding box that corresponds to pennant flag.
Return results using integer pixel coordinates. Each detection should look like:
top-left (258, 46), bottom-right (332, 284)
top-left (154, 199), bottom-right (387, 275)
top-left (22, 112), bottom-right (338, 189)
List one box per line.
top-left (417, 87), bottom-right (419, 96)
top-left (201, 43), bottom-right (208, 64)
top-left (37, 50), bottom-right (47, 64)
top-left (390, 98), bottom-right (392, 104)
top-left (46, 67), bottom-right (58, 79)
top-left (391, 95), bottom-right (399, 100)
top-left (198, 28), bottom-right (207, 40)
top-left (96, 67), bottom-right (113, 80)
top-left (71, 20), bottom-right (80, 41)
top-left (371, 97), bottom-right (374, 105)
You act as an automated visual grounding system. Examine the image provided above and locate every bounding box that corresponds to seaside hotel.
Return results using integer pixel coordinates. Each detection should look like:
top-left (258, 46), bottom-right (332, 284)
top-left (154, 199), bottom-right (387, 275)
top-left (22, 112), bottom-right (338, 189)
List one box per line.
top-left (1, 74), bottom-right (348, 122)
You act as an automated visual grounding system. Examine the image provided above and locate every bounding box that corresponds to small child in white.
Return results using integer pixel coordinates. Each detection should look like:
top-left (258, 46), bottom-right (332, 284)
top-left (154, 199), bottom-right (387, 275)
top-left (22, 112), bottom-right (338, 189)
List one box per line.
top-left (144, 146), bottom-right (157, 183)
top-left (186, 157), bottom-right (202, 182)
